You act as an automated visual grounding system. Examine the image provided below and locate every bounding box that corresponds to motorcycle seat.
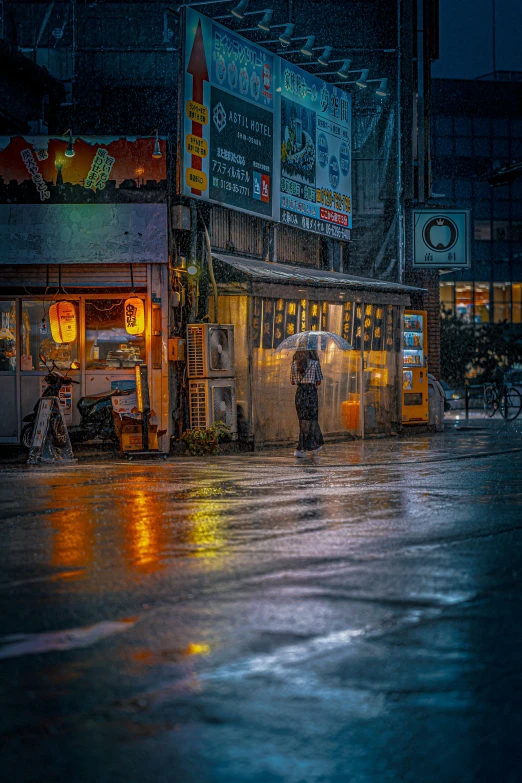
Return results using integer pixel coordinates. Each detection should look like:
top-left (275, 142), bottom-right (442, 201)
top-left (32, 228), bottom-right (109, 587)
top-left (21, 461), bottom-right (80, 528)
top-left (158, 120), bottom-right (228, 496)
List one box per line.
top-left (79, 391), bottom-right (116, 406)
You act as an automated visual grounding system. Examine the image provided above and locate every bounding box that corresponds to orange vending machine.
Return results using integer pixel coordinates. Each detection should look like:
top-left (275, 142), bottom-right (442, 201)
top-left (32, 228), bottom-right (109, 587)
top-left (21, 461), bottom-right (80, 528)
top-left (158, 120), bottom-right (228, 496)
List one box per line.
top-left (402, 310), bottom-right (429, 424)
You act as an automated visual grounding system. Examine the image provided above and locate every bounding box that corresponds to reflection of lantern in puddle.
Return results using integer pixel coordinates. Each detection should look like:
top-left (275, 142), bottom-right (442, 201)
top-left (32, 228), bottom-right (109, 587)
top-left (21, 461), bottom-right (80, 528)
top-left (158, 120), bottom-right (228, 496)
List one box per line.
top-left (49, 301), bottom-right (77, 343)
top-left (50, 487), bottom-right (94, 571)
top-left (187, 492), bottom-right (227, 559)
top-left (127, 490), bottom-right (161, 572)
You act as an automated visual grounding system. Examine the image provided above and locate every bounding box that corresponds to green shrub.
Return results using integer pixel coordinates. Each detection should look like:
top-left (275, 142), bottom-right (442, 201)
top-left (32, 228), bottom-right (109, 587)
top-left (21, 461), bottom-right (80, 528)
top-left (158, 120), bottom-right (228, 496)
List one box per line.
top-left (181, 422), bottom-right (232, 456)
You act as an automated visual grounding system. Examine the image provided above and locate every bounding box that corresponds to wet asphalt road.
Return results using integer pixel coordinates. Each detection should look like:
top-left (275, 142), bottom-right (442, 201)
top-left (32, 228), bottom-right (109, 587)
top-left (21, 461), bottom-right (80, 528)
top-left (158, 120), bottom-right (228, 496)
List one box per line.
top-left (1, 427), bottom-right (522, 783)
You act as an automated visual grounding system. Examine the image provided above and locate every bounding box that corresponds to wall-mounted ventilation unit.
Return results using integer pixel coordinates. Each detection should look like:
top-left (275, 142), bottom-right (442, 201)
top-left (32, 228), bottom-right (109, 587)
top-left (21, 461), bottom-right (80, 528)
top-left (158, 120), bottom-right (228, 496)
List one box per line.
top-left (186, 324), bottom-right (234, 378)
top-left (188, 379), bottom-right (237, 435)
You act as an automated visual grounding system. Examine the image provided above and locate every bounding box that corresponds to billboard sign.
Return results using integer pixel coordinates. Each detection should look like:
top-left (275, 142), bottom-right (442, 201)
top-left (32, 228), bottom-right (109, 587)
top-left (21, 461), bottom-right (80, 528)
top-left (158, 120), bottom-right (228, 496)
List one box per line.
top-left (280, 62), bottom-right (351, 239)
top-left (182, 8), bottom-right (276, 219)
top-left (0, 136), bottom-right (167, 204)
top-left (181, 9), bottom-right (352, 238)
top-left (413, 210), bottom-right (471, 268)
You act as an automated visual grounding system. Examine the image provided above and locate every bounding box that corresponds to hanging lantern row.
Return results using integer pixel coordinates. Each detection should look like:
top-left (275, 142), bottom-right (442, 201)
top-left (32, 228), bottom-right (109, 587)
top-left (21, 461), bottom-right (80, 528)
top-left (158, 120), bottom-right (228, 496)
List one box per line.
top-left (49, 298), bottom-right (144, 342)
top-left (49, 301), bottom-right (77, 344)
top-left (124, 297), bottom-right (145, 335)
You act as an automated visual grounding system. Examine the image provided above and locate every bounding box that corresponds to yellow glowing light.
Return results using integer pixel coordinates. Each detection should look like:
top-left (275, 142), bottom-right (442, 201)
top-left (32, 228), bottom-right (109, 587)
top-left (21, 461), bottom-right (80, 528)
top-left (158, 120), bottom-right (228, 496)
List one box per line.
top-left (49, 301), bottom-right (77, 344)
top-left (124, 297), bottom-right (145, 335)
top-left (183, 643), bottom-right (211, 656)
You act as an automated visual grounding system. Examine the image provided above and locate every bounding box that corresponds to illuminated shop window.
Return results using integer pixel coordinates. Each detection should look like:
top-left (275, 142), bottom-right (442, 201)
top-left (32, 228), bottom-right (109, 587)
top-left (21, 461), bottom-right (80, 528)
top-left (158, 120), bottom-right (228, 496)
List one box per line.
top-left (0, 301), bottom-right (16, 373)
top-left (85, 299), bottom-right (145, 370)
top-left (455, 284), bottom-right (473, 323)
top-left (439, 282), bottom-right (455, 316)
top-left (493, 283), bottom-right (510, 323)
top-left (513, 284), bottom-right (522, 324)
top-left (21, 300), bottom-right (79, 371)
top-left (474, 283), bottom-right (490, 323)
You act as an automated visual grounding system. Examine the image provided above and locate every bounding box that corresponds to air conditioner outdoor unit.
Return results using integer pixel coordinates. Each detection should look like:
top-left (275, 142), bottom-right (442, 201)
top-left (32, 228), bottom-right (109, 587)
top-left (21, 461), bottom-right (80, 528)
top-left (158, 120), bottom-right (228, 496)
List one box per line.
top-left (188, 379), bottom-right (238, 436)
top-left (186, 324), bottom-right (235, 378)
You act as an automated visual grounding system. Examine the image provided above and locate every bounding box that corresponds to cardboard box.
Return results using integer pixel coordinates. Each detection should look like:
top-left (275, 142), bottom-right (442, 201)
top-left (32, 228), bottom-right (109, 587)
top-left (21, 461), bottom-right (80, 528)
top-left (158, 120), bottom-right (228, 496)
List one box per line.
top-left (111, 392), bottom-right (140, 418)
top-left (119, 422), bottom-right (158, 452)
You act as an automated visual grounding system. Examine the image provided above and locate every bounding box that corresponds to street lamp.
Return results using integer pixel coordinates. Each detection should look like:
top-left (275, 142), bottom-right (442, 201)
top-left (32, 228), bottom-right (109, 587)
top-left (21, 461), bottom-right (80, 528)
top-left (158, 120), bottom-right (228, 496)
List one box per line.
top-left (230, 0), bottom-right (248, 19)
top-left (257, 9), bottom-right (273, 31)
top-left (356, 69), bottom-right (369, 88)
top-left (152, 130), bottom-right (162, 159)
top-left (279, 23), bottom-right (295, 47)
top-left (63, 129), bottom-right (75, 158)
top-left (317, 46), bottom-right (333, 66)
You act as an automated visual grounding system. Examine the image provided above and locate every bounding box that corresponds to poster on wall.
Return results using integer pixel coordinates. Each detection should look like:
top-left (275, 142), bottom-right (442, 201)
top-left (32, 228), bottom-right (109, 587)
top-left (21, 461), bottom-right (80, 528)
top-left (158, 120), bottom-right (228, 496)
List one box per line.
top-left (181, 9), bottom-right (352, 239)
top-left (0, 136), bottom-right (167, 204)
top-left (182, 8), bottom-right (276, 219)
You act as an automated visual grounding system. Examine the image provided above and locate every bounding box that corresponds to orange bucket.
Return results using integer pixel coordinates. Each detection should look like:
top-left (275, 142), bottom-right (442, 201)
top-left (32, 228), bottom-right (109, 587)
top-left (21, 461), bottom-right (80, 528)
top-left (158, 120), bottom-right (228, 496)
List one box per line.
top-left (341, 400), bottom-right (360, 430)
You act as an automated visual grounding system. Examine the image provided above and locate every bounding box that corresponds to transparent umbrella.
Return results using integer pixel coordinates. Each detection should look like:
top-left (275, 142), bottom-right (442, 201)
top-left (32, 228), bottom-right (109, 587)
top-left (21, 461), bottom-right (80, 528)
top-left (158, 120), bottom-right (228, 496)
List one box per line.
top-left (272, 330), bottom-right (353, 352)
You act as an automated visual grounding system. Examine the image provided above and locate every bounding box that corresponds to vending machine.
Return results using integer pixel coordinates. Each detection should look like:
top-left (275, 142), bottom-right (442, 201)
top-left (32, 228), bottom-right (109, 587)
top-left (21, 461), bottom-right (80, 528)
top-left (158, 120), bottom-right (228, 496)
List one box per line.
top-left (402, 309), bottom-right (429, 424)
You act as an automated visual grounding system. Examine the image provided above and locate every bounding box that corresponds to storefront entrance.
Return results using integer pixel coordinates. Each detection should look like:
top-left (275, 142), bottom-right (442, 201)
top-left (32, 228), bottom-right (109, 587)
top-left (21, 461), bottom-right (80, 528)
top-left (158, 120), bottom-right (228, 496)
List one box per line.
top-left (0, 265), bottom-right (169, 450)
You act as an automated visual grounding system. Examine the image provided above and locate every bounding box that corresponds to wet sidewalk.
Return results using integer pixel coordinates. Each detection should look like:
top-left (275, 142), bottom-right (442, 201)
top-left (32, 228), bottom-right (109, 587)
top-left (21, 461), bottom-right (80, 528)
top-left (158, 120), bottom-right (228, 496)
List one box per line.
top-left (2, 414), bottom-right (521, 471)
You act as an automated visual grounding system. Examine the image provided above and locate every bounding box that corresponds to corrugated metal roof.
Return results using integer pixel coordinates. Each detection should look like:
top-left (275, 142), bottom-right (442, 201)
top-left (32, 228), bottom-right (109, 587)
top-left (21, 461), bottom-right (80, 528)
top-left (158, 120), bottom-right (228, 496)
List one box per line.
top-left (213, 253), bottom-right (426, 294)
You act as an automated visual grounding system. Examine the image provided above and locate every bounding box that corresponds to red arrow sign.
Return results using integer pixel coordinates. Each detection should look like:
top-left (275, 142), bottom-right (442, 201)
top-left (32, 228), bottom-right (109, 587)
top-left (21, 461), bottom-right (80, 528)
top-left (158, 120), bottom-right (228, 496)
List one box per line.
top-left (187, 20), bottom-right (209, 195)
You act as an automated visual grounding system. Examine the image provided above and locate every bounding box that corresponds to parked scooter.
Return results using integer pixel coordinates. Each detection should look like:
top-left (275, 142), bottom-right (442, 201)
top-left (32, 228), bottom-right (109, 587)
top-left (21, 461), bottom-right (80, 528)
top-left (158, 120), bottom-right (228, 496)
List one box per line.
top-left (21, 353), bottom-right (132, 450)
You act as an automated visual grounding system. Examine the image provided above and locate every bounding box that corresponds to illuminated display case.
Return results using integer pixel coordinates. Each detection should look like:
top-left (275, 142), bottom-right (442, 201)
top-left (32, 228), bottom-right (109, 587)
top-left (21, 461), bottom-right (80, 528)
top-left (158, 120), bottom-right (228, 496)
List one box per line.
top-left (402, 309), bottom-right (428, 424)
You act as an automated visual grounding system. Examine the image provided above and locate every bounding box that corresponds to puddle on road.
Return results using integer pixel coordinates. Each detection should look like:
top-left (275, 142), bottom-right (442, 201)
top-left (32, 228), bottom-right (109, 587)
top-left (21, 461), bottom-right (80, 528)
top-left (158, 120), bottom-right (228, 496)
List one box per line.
top-left (0, 618), bottom-right (137, 660)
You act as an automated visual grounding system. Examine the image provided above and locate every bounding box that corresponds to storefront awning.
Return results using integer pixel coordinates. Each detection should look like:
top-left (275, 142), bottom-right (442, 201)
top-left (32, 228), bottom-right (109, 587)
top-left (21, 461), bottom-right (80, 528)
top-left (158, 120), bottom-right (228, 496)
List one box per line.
top-left (212, 253), bottom-right (426, 306)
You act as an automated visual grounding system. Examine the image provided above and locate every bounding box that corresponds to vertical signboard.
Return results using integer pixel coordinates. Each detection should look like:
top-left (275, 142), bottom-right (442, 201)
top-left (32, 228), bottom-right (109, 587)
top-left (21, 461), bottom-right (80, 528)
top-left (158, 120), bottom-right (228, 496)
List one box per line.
top-left (181, 10), bottom-right (352, 239)
top-left (183, 8), bottom-right (276, 219)
top-left (279, 63), bottom-right (351, 239)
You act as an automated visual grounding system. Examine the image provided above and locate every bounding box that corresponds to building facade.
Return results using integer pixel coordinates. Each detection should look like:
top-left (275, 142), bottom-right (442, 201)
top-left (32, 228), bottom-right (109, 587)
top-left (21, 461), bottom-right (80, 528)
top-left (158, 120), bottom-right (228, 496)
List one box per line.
top-left (432, 76), bottom-right (522, 326)
top-left (0, 1), bottom-right (438, 448)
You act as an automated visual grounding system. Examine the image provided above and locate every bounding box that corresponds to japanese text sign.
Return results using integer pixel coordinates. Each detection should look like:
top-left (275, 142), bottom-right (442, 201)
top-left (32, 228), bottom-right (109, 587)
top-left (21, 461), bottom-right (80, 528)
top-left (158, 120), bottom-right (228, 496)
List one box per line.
top-left (181, 9), bottom-right (352, 238)
top-left (413, 210), bottom-right (471, 268)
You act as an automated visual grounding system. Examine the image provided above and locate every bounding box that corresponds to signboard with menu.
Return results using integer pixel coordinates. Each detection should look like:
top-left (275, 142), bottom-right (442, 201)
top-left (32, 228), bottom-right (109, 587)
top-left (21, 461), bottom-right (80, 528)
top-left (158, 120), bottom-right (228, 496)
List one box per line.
top-left (181, 9), bottom-right (352, 238)
top-left (280, 63), bottom-right (351, 239)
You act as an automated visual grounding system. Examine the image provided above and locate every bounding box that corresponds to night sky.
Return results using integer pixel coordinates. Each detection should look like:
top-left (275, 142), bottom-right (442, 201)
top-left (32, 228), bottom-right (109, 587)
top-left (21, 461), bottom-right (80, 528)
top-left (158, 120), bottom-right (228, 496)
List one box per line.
top-left (432, 0), bottom-right (522, 79)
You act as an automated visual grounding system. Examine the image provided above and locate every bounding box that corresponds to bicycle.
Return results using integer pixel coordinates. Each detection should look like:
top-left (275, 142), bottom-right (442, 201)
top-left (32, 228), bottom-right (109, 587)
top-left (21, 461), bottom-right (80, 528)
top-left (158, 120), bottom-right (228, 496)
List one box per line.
top-left (483, 383), bottom-right (522, 421)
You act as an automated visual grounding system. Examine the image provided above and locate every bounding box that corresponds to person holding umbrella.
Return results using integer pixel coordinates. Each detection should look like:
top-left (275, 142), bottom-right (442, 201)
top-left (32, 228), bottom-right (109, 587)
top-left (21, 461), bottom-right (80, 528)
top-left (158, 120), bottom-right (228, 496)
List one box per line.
top-left (290, 349), bottom-right (325, 458)
top-left (274, 329), bottom-right (353, 458)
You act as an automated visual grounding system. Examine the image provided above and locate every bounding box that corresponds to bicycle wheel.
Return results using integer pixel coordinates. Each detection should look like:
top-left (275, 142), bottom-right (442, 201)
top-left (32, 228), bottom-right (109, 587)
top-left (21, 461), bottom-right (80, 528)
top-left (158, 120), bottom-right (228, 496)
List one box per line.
top-left (484, 385), bottom-right (497, 418)
top-left (499, 387), bottom-right (522, 421)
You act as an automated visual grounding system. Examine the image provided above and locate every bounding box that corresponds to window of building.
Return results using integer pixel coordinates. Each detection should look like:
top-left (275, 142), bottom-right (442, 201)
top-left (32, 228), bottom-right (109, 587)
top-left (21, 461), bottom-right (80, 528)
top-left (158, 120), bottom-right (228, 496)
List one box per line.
top-left (473, 181), bottom-right (491, 200)
top-left (435, 136), bottom-right (453, 156)
top-left (454, 116), bottom-right (472, 136)
top-left (493, 283), bottom-right (510, 323)
top-left (455, 137), bottom-right (472, 157)
top-left (85, 298), bottom-right (146, 370)
top-left (435, 116), bottom-right (453, 136)
top-left (474, 220), bottom-right (491, 240)
top-left (455, 180), bottom-right (472, 199)
top-left (455, 284), bottom-right (473, 322)
top-left (493, 138), bottom-right (510, 159)
top-left (473, 117), bottom-right (490, 136)
top-left (440, 282), bottom-right (455, 316)
top-left (0, 301), bottom-right (16, 373)
top-left (474, 200), bottom-right (492, 220)
top-left (492, 118), bottom-right (510, 137)
top-left (21, 300), bottom-right (79, 371)
top-left (474, 283), bottom-right (490, 323)
top-left (473, 138), bottom-right (491, 157)
top-left (513, 283), bottom-right (522, 324)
